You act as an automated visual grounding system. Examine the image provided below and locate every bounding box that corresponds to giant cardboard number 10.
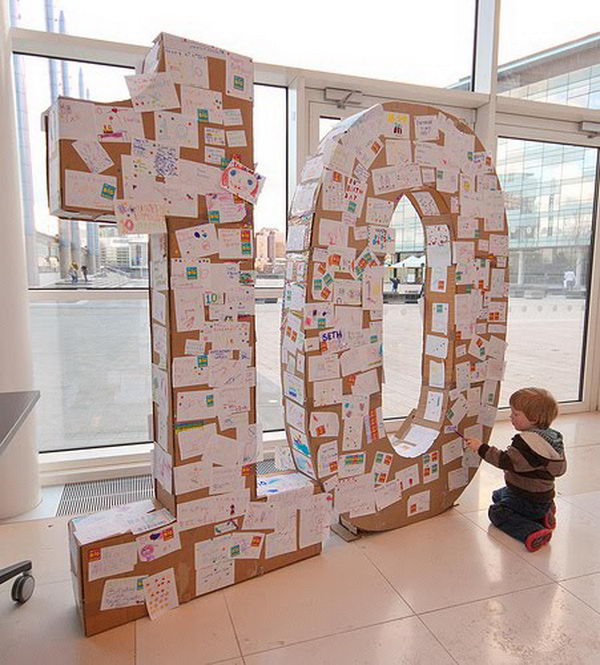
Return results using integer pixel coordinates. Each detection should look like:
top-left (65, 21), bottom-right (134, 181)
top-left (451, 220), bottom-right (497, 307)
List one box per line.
top-left (45, 34), bottom-right (508, 635)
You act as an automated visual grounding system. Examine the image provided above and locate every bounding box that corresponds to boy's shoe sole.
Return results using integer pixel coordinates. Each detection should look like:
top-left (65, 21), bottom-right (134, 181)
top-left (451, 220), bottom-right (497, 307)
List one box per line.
top-left (543, 510), bottom-right (557, 530)
top-left (525, 528), bottom-right (553, 552)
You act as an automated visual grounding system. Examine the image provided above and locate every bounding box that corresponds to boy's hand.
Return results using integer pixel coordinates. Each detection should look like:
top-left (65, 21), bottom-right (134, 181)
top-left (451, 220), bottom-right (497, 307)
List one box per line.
top-left (464, 437), bottom-right (482, 452)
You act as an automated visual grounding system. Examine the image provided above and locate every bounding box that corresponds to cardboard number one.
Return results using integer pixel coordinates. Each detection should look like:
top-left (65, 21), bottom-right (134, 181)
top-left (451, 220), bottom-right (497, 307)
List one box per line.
top-left (47, 33), bottom-right (325, 637)
top-left (46, 32), bottom-right (508, 636)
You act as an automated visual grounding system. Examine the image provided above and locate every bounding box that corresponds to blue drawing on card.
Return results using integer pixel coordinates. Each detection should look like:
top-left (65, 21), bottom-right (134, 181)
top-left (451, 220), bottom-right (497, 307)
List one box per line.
top-left (154, 145), bottom-right (178, 177)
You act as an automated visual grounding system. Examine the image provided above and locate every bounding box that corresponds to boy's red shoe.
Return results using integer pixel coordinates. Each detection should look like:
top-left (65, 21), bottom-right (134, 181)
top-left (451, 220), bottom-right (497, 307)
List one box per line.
top-left (525, 528), bottom-right (553, 552)
top-left (543, 509), bottom-right (557, 530)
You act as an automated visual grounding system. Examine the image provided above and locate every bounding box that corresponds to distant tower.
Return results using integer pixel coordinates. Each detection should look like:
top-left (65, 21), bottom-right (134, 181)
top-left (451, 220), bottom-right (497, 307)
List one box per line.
top-left (44, 0), bottom-right (58, 99)
top-left (79, 65), bottom-right (99, 274)
top-left (9, 0), bottom-right (39, 286)
top-left (45, 0), bottom-right (72, 279)
top-left (59, 8), bottom-right (83, 273)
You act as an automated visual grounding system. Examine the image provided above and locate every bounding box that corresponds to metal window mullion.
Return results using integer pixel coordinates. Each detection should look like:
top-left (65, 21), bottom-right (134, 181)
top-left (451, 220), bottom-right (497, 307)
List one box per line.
top-left (473, 0), bottom-right (501, 157)
top-left (10, 26), bottom-right (145, 68)
top-left (472, 0), bottom-right (501, 95)
top-left (581, 150), bottom-right (600, 411)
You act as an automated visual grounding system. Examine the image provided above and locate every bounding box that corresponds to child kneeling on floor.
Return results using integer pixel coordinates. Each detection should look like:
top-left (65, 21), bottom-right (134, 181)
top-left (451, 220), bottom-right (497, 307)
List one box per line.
top-left (465, 387), bottom-right (566, 552)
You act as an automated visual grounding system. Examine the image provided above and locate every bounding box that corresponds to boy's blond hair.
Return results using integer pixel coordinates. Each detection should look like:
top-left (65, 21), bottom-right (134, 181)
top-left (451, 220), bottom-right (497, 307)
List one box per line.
top-left (509, 387), bottom-right (558, 429)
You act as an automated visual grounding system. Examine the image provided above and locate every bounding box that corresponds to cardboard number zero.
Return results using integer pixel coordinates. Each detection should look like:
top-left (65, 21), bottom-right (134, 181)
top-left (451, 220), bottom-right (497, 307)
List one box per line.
top-left (45, 32), bottom-right (508, 637)
top-left (283, 102), bottom-right (509, 531)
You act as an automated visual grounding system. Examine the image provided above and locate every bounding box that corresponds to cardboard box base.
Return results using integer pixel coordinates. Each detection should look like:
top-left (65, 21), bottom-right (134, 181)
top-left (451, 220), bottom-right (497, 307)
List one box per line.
top-left (69, 517), bottom-right (322, 637)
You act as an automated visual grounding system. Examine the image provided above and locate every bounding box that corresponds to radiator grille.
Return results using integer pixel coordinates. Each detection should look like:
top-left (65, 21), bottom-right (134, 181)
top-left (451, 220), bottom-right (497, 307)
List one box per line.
top-left (55, 460), bottom-right (280, 517)
top-left (56, 475), bottom-right (154, 517)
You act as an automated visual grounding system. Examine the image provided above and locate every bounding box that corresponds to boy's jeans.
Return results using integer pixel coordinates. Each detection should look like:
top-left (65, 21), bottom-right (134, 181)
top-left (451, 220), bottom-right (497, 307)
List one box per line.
top-left (488, 486), bottom-right (553, 543)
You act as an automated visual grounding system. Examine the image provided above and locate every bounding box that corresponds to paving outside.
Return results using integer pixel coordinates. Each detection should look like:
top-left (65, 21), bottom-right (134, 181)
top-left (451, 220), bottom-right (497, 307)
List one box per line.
top-left (35, 269), bottom-right (148, 289)
top-left (34, 270), bottom-right (283, 290)
top-left (31, 296), bottom-right (587, 452)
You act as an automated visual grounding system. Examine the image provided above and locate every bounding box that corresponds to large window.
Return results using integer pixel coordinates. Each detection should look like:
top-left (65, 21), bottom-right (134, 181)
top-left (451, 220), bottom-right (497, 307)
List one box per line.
top-left (495, 138), bottom-right (597, 403)
top-left (15, 55), bottom-right (155, 452)
top-left (15, 50), bottom-right (287, 450)
top-left (30, 296), bottom-right (152, 451)
top-left (15, 54), bottom-right (286, 289)
top-left (256, 300), bottom-right (284, 432)
top-left (12, 0), bottom-right (476, 88)
top-left (379, 139), bottom-right (597, 408)
top-left (319, 118), bottom-right (426, 422)
top-left (253, 85), bottom-right (287, 287)
top-left (383, 198), bottom-right (425, 420)
top-left (318, 120), bottom-right (598, 416)
top-left (497, 2), bottom-right (600, 108)
top-left (15, 54), bottom-right (137, 288)
top-left (9, 2), bottom-right (600, 457)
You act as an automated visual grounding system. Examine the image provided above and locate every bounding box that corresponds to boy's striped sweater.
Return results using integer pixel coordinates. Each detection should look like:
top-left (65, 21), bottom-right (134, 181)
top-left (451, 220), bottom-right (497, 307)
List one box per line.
top-left (477, 428), bottom-right (567, 503)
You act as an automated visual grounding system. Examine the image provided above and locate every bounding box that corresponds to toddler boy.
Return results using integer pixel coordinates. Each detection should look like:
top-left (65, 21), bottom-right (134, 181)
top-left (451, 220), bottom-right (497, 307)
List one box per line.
top-left (465, 387), bottom-right (566, 552)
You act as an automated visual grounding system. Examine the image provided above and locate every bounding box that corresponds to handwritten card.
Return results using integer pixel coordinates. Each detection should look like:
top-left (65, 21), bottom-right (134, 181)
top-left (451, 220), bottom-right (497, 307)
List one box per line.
top-left (137, 525), bottom-right (182, 562)
top-left (164, 42), bottom-right (209, 87)
top-left (143, 567), bottom-right (179, 620)
top-left (226, 130), bottom-right (247, 147)
top-left (88, 541), bottom-right (137, 582)
top-left (126, 72), bottom-right (179, 112)
top-left (226, 52), bottom-right (253, 101)
top-left (64, 170), bottom-right (117, 211)
top-left (218, 228), bottom-right (253, 259)
top-left (176, 224), bottom-right (219, 258)
top-left (155, 112), bottom-right (199, 148)
top-left (206, 192), bottom-right (246, 224)
top-left (115, 200), bottom-right (166, 235)
top-left (72, 140), bottom-right (113, 173)
top-left (100, 575), bottom-right (147, 611)
top-left (94, 105), bottom-right (144, 142)
top-left (180, 86), bottom-right (222, 123)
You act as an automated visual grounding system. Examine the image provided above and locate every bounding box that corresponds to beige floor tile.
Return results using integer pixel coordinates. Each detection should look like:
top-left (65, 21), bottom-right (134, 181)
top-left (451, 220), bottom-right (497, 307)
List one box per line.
top-left (560, 490), bottom-right (600, 517)
top-left (224, 539), bottom-right (413, 655)
top-left (553, 443), bottom-right (600, 496)
top-left (462, 498), bottom-right (600, 581)
top-left (0, 579), bottom-right (134, 665)
top-left (0, 516), bottom-right (72, 585)
top-left (135, 590), bottom-right (241, 665)
top-left (244, 616), bottom-right (454, 665)
top-left (355, 511), bottom-right (551, 614)
top-left (543, 413), bottom-right (600, 447)
top-left (421, 584), bottom-right (600, 664)
top-left (561, 573), bottom-right (600, 614)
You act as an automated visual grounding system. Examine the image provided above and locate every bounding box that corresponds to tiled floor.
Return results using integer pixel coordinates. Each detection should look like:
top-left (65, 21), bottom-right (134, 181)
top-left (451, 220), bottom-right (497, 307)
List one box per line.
top-left (2, 412), bottom-right (600, 664)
